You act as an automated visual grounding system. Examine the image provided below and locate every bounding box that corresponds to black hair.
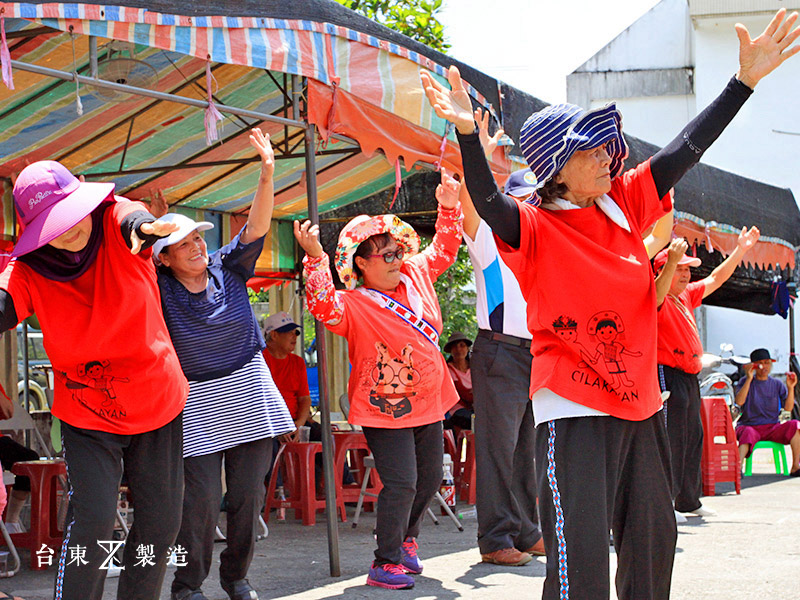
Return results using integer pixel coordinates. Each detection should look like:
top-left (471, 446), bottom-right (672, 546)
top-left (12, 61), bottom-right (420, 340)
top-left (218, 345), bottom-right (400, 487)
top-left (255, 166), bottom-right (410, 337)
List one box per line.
top-left (538, 176), bottom-right (570, 203)
top-left (352, 233), bottom-right (394, 278)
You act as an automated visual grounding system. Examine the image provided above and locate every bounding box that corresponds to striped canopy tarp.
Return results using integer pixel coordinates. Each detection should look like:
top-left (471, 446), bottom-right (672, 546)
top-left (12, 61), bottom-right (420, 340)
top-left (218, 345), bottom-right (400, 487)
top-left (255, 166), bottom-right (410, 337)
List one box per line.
top-left (0, 1), bottom-right (508, 275)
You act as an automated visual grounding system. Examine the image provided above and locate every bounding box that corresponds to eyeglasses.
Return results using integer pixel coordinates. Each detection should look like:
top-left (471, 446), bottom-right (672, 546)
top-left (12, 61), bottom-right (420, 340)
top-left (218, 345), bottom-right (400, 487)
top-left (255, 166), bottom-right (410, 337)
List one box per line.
top-left (365, 249), bottom-right (404, 263)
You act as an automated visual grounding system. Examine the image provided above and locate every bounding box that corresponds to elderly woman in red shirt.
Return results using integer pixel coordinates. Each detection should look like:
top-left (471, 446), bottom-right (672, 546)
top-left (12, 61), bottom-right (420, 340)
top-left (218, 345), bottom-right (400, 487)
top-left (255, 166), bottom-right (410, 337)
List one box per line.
top-left (422, 9), bottom-right (800, 600)
top-left (294, 170), bottom-right (461, 590)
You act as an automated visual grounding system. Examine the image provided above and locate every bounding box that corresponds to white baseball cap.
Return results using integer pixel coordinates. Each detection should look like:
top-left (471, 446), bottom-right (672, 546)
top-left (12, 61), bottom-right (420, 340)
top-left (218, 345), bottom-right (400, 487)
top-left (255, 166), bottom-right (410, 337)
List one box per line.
top-left (151, 213), bottom-right (214, 258)
top-left (264, 311), bottom-right (300, 334)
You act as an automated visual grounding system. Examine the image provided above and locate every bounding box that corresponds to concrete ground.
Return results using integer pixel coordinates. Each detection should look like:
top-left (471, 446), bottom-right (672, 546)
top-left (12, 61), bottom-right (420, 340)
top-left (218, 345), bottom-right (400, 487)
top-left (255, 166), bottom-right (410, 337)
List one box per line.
top-left (2, 448), bottom-right (798, 599)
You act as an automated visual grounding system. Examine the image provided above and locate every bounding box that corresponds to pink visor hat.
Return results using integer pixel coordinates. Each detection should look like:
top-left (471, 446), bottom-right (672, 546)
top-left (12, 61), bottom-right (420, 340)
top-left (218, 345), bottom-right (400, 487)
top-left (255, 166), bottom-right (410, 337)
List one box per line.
top-left (11, 161), bottom-right (115, 257)
top-left (653, 247), bottom-right (701, 271)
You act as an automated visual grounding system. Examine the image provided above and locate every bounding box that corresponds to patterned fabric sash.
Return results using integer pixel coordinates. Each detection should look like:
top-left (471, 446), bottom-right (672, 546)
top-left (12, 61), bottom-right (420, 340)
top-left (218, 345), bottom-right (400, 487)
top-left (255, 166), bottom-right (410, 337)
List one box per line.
top-left (357, 276), bottom-right (440, 348)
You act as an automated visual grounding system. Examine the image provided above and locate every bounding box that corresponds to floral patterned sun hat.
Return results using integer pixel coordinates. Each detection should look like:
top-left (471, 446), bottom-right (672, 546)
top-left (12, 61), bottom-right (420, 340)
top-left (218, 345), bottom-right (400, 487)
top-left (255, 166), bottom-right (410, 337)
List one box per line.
top-left (334, 214), bottom-right (420, 290)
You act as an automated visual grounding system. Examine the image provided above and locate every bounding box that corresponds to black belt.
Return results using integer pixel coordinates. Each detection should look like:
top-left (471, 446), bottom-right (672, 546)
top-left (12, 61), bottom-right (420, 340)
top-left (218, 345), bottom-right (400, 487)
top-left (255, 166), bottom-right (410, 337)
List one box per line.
top-left (477, 329), bottom-right (531, 350)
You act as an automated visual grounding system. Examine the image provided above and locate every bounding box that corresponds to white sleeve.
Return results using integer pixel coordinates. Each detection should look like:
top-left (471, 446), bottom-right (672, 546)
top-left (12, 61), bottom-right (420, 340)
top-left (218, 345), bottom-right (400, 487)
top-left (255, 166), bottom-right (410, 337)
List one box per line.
top-left (463, 219), bottom-right (499, 271)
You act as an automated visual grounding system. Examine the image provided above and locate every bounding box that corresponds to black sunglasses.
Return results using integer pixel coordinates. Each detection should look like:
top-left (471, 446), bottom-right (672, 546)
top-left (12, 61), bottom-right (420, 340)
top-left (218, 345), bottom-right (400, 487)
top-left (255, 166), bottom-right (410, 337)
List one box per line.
top-left (365, 248), bottom-right (405, 264)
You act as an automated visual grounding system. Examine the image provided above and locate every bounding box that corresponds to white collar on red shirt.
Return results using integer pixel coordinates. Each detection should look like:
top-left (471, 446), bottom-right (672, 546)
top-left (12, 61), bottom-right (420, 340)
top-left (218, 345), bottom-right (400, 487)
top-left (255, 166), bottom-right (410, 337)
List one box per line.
top-left (542, 194), bottom-right (631, 233)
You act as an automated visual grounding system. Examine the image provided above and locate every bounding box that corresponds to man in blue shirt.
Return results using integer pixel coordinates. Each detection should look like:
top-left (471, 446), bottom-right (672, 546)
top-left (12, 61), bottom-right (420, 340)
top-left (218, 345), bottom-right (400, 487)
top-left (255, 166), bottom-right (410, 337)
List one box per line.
top-left (734, 348), bottom-right (800, 476)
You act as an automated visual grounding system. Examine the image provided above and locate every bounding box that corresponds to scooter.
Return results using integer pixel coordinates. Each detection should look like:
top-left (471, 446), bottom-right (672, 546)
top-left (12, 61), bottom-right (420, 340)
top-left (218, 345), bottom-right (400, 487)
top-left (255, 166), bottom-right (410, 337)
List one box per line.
top-left (698, 343), bottom-right (749, 422)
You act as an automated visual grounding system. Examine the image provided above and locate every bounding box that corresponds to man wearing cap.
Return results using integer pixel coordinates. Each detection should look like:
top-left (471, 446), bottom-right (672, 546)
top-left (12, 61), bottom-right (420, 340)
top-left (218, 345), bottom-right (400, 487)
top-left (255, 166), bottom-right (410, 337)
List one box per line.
top-left (655, 231), bottom-right (759, 517)
top-left (457, 114), bottom-right (544, 567)
top-left (734, 348), bottom-right (800, 476)
top-left (263, 312), bottom-right (312, 438)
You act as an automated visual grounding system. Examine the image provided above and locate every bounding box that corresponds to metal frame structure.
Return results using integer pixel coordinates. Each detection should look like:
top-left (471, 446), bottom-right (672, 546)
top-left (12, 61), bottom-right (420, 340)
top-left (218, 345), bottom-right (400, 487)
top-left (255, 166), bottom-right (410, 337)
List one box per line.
top-left (8, 34), bottom-right (345, 575)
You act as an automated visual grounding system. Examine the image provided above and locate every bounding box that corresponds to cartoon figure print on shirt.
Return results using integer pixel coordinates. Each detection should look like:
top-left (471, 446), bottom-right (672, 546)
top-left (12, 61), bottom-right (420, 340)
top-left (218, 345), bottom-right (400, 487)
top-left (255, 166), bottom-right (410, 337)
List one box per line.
top-left (369, 342), bottom-right (421, 418)
top-left (554, 311), bottom-right (642, 401)
top-left (56, 360), bottom-right (129, 421)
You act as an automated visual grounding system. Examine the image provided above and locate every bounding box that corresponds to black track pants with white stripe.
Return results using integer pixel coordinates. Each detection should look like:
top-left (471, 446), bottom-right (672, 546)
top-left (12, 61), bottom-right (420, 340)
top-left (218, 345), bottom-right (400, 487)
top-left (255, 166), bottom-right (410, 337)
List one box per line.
top-left (535, 413), bottom-right (676, 600)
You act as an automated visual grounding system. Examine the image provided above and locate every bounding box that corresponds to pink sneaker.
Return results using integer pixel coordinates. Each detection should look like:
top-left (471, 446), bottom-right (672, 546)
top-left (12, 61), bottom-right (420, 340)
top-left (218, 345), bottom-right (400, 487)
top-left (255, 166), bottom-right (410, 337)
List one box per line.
top-left (366, 561), bottom-right (415, 589)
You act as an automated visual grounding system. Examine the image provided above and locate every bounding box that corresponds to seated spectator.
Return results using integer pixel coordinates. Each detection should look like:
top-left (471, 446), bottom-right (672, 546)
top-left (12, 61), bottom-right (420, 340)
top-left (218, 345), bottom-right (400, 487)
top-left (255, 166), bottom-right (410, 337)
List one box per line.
top-left (262, 312), bottom-right (354, 489)
top-left (262, 312), bottom-right (310, 439)
top-left (734, 348), bottom-right (800, 476)
top-left (443, 332), bottom-right (473, 433)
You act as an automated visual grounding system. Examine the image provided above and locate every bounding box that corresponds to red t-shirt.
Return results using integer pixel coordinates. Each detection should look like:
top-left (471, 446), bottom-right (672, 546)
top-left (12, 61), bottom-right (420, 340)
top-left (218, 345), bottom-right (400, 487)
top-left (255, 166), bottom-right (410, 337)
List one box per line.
top-left (0, 199), bottom-right (188, 434)
top-left (656, 281), bottom-right (705, 374)
top-left (496, 160), bottom-right (670, 421)
top-left (262, 350), bottom-right (310, 420)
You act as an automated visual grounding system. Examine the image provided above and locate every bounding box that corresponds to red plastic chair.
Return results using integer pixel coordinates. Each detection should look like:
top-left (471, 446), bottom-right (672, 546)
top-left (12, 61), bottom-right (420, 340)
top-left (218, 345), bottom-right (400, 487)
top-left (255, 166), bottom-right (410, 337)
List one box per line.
top-left (3, 459), bottom-right (67, 570)
top-left (264, 442), bottom-right (346, 526)
top-left (699, 397), bottom-right (741, 496)
top-left (333, 431), bottom-right (380, 510)
top-left (456, 430), bottom-right (476, 505)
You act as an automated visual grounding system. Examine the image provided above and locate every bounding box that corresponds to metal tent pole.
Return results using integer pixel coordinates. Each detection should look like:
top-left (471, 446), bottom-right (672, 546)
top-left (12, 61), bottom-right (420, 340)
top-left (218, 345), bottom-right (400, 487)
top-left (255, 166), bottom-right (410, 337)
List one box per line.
top-left (304, 119), bottom-right (341, 577)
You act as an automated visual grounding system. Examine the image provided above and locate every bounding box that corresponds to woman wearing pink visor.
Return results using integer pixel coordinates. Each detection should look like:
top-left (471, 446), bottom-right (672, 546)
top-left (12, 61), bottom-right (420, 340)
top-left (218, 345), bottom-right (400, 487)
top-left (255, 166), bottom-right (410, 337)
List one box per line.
top-left (0, 160), bottom-right (187, 600)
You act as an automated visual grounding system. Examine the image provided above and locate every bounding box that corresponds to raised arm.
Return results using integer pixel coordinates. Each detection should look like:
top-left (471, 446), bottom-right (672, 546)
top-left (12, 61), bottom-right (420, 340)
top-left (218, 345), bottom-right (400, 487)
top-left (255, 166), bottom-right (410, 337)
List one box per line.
top-left (241, 128), bottom-right (276, 244)
top-left (655, 238), bottom-right (688, 306)
top-left (420, 169), bottom-right (464, 280)
top-left (643, 198), bottom-right (674, 259)
top-left (701, 226), bottom-right (759, 298)
top-left (294, 220), bottom-right (345, 326)
top-left (421, 67), bottom-right (521, 248)
top-left (651, 9), bottom-right (800, 198)
top-left (785, 372), bottom-right (797, 414)
top-left (735, 364), bottom-right (755, 406)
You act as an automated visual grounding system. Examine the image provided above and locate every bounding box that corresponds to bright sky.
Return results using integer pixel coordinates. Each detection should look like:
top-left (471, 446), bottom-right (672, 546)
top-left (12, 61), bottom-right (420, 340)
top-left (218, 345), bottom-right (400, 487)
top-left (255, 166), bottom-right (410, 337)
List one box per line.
top-left (439, 0), bottom-right (660, 104)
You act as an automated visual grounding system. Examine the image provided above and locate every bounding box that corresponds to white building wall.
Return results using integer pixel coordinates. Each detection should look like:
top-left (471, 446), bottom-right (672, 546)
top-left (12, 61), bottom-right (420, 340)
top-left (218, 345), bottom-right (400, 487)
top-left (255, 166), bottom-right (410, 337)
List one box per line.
top-left (692, 14), bottom-right (800, 196)
top-left (588, 95), bottom-right (695, 147)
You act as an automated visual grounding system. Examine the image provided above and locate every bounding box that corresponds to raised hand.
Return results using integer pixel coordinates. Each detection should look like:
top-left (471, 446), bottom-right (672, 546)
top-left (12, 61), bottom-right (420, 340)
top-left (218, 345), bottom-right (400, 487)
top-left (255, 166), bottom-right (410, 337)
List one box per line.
top-left (149, 189), bottom-right (168, 218)
top-left (475, 107), bottom-right (504, 159)
top-left (667, 237), bottom-right (688, 264)
top-left (737, 225), bottom-right (760, 251)
top-left (434, 167), bottom-right (460, 210)
top-left (420, 66), bottom-right (475, 135)
top-left (130, 219), bottom-right (179, 255)
top-left (787, 371), bottom-right (797, 388)
top-left (249, 127), bottom-right (275, 175)
top-left (293, 220), bottom-right (323, 258)
top-left (736, 8), bottom-right (800, 88)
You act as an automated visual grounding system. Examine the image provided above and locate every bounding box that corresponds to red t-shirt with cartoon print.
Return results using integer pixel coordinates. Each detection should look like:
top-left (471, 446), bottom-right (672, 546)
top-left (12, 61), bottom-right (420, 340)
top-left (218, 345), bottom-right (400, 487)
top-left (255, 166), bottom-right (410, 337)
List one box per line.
top-left (303, 206), bottom-right (462, 428)
top-left (0, 199), bottom-right (188, 434)
top-left (496, 160), bottom-right (670, 421)
top-left (656, 281), bottom-right (705, 374)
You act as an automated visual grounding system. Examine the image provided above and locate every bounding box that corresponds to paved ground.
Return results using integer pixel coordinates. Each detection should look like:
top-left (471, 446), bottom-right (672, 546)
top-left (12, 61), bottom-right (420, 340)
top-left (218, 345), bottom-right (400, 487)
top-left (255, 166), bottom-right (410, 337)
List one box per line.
top-left (2, 449), bottom-right (798, 599)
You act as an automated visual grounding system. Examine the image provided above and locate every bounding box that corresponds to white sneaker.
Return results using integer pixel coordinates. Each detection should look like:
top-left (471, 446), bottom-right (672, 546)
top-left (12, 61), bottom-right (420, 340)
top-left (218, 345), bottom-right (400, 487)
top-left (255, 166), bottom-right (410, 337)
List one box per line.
top-left (4, 522), bottom-right (25, 534)
top-left (687, 505), bottom-right (717, 517)
top-left (674, 510), bottom-right (687, 524)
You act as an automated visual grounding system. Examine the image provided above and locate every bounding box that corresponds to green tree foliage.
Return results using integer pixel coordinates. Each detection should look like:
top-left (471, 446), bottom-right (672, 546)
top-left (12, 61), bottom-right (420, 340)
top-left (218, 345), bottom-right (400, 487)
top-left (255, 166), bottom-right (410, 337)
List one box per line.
top-left (336, 0), bottom-right (450, 53)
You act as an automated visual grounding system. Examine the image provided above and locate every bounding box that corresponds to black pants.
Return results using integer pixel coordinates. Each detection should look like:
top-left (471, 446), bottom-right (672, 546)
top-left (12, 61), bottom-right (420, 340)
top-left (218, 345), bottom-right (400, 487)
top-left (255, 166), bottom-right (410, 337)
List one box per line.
top-left (362, 421), bottom-right (443, 565)
top-left (536, 413), bottom-right (676, 600)
top-left (659, 364), bottom-right (703, 512)
top-left (57, 414), bottom-right (184, 600)
top-left (0, 436), bottom-right (39, 491)
top-left (472, 333), bottom-right (541, 554)
top-left (172, 437), bottom-right (272, 593)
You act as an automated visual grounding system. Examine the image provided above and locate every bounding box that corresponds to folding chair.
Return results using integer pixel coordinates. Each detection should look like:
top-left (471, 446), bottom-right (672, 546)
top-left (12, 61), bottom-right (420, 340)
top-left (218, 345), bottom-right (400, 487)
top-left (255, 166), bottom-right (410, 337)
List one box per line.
top-left (351, 455), bottom-right (463, 532)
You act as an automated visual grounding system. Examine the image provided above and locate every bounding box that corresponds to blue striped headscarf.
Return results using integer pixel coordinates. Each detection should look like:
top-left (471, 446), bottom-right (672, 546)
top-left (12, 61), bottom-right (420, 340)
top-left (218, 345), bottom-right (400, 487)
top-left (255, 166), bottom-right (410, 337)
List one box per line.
top-left (519, 102), bottom-right (628, 191)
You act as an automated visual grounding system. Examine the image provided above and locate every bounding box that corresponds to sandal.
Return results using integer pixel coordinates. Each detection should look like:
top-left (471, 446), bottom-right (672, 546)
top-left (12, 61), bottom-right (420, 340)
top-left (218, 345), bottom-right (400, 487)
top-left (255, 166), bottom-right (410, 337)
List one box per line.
top-left (0, 592), bottom-right (25, 600)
